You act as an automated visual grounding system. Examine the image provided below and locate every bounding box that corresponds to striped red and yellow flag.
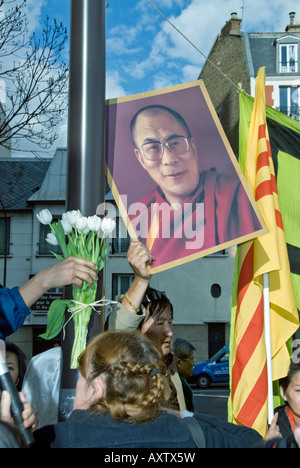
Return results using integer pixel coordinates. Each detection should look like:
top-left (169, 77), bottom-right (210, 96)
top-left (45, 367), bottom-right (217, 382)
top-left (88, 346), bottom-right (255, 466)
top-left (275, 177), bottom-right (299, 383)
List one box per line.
top-left (229, 67), bottom-right (299, 437)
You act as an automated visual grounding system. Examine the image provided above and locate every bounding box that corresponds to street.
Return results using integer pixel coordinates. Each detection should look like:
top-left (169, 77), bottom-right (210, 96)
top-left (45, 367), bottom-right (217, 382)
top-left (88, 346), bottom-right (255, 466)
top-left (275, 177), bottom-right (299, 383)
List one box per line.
top-left (192, 383), bottom-right (230, 421)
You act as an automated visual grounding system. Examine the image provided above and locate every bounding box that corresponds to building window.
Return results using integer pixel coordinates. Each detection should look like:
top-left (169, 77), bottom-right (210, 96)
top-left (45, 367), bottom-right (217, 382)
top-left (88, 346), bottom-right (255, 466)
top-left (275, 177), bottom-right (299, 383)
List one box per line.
top-left (38, 216), bottom-right (63, 255)
top-left (279, 44), bottom-right (298, 73)
top-left (112, 274), bottom-right (134, 299)
top-left (0, 217), bottom-right (10, 256)
top-left (211, 283), bottom-right (222, 298)
top-left (111, 217), bottom-right (131, 254)
top-left (279, 86), bottom-right (300, 120)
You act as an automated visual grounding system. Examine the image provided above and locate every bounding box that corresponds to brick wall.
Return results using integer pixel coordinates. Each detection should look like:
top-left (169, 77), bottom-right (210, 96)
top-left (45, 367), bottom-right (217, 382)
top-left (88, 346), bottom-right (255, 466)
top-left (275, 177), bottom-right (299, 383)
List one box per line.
top-left (199, 26), bottom-right (250, 155)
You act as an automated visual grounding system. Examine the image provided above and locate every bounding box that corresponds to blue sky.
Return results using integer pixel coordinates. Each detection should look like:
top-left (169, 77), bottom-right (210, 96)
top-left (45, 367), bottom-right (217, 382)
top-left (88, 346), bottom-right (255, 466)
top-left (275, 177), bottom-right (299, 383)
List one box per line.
top-left (33, 0), bottom-right (300, 98)
top-left (13, 0), bottom-right (300, 153)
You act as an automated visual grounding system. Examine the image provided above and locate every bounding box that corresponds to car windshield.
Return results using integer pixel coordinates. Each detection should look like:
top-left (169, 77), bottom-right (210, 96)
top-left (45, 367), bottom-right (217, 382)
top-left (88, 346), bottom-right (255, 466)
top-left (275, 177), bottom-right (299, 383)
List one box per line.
top-left (219, 352), bottom-right (229, 362)
top-left (209, 347), bottom-right (227, 361)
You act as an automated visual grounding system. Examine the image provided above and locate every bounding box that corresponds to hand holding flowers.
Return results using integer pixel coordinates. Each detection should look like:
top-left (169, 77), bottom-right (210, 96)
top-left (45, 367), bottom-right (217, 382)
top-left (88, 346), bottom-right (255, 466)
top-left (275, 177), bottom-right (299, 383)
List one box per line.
top-left (36, 209), bottom-right (116, 368)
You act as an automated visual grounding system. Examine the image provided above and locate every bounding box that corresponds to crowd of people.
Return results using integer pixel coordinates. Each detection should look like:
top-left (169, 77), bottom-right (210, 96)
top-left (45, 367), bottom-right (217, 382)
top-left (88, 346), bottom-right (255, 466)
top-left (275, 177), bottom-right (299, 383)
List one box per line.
top-left (0, 242), bottom-right (300, 448)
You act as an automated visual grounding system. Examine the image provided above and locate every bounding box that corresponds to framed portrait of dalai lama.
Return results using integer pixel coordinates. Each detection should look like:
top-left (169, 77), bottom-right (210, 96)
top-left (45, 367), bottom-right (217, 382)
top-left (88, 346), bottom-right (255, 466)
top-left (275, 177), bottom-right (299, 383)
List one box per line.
top-left (105, 80), bottom-right (267, 273)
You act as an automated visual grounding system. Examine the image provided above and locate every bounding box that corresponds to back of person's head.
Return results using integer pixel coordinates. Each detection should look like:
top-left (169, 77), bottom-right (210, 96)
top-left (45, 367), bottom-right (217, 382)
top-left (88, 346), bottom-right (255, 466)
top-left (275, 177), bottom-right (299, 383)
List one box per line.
top-left (5, 342), bottom-right (27, 391)
top-left (171, 337), bottom-right (195, 360)
top-left (0, 421), bottom-right (27, 448)
top-left (78, 330), bottom-right (167, 424)
top-left (141, 287), bottom-right (173, 326)
top-left (280, 360), bottom-right (300, 393)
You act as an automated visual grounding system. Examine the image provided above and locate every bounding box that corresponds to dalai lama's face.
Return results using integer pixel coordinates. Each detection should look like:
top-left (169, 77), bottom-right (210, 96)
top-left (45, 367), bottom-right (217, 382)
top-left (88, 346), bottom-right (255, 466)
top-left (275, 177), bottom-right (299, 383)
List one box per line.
top-left (133, 109), bottom-right (200, 205)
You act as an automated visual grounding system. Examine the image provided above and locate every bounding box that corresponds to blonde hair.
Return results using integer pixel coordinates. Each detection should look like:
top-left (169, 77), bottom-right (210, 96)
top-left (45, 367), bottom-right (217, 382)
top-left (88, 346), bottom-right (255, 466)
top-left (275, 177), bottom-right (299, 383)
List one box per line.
top-left (78, 330), bottom-right (167, 424)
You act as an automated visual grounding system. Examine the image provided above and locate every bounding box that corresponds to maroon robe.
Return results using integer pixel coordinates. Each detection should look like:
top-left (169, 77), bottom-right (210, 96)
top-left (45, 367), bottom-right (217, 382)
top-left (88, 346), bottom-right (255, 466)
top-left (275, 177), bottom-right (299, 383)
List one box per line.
top-left (129, 168), bottom-right (262, 269)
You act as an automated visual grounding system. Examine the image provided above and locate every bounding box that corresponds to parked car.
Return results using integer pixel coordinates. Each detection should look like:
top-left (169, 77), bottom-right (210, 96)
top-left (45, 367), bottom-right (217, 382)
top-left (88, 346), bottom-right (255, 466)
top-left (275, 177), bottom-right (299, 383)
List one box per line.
top-left (189, 345), bottom-right (229, 388)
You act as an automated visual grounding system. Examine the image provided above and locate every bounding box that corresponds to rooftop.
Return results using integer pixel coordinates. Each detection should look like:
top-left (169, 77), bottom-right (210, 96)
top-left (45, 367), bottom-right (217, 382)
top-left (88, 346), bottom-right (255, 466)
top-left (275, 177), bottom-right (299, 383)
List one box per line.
top-left (0, 158), bottom-right (51, 211)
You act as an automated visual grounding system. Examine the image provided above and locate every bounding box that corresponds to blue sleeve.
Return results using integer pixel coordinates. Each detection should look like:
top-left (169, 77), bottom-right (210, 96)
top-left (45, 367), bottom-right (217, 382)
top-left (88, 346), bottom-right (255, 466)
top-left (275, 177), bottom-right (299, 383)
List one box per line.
top-left (0, 287), bottom-right (31, 340)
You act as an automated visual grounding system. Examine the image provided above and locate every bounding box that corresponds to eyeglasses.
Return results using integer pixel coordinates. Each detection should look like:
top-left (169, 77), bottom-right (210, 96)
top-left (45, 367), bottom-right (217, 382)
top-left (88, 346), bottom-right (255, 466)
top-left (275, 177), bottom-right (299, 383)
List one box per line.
top-left (138, 136), bottom-right (191, 161)
top-left (181, 355), bottom-right (195, 364)
top-left (142, 287), bottom-right (169, 304)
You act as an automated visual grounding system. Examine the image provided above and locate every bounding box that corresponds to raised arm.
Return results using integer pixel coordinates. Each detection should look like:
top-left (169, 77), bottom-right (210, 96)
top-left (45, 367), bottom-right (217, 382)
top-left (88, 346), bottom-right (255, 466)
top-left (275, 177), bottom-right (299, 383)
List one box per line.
top-left (19, 256), bottom-right (98, 308)
top-left (120, 241), bottom-right (155, 315)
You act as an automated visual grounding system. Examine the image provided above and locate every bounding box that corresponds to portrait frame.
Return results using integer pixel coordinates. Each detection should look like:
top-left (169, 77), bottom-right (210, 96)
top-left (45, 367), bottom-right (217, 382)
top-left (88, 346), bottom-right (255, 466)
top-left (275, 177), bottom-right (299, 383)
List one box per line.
top-left (105, 80), bottom-right (267, 273)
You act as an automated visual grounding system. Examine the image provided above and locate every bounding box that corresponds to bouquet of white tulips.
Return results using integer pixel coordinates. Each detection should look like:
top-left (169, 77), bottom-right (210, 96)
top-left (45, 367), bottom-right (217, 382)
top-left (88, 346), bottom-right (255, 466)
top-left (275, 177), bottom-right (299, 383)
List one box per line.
top-left (36, 209), bottom-right (115, 368)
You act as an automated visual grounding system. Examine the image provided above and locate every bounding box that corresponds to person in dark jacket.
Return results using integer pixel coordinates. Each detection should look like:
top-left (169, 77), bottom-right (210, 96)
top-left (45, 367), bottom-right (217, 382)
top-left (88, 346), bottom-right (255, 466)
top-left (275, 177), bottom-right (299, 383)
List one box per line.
top-left (33, 329), bottom-right (264, 448)
top-left (2, 330), bottom-right (299, 448)
top-left (171, 337), bottom-right (195, 412)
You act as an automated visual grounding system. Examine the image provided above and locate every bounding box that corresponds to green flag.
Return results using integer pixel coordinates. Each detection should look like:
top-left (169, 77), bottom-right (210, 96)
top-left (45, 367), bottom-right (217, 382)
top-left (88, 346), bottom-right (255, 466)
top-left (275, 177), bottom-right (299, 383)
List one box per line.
top-left (230, 91), bottom-right (300, 416)
top-left (237, 91), bottom-right (300, 316)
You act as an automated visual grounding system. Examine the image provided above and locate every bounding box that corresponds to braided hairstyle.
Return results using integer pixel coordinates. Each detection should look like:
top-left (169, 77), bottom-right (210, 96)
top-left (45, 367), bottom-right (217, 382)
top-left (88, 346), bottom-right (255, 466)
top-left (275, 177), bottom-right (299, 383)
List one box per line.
top-left (78, 330), bottom-right (167, 424)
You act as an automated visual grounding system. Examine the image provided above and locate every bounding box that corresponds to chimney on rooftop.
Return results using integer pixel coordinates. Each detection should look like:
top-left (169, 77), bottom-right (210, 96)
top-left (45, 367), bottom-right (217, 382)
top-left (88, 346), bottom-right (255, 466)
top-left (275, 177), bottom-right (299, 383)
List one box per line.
top-left (221, 12), bottom-right (242, 37)
top-left (289, 11), bottom-right (296, 24)
top-left (285, 11), bottom-right (300, 32)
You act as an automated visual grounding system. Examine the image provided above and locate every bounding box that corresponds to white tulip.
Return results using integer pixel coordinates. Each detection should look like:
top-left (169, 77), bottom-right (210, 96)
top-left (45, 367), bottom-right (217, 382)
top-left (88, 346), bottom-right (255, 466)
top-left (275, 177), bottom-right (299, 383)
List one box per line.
top-left (87, 215), bottom-right (102, 232)
top-left (65, 210), bottom-right (82, 226)
top-left (45, 232), bottom-right (59, 246)
top-left (61, 217), bottom-right (73, 234)
top-left (36, 209), bottom-right (52, 225)
top-left (101, 217), bottom-right (116, 235)
top-left (76, 216), bottom-right (89, 233)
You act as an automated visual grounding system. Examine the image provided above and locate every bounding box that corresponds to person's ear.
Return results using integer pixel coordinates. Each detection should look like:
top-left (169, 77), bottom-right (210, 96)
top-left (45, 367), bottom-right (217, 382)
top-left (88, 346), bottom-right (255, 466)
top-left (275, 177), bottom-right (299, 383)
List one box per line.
top-left (280, 385), bottom-right (288, 402)
top-left (90, 376), bottom-right (106, 404)
top-left (176, 358), bottom-right (183, 372)
top-left (134, 148), bottom-right (148, 171)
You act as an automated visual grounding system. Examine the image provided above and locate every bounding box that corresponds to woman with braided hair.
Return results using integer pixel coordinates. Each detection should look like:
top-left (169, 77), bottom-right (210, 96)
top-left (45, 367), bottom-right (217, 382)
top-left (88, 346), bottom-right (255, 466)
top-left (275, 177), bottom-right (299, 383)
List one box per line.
top-left (75, 329), bottom-right (169, 424)
top-left (32, 330), bottom-right (269, 448)
top-left (32, 330), bottom-right (197, 448)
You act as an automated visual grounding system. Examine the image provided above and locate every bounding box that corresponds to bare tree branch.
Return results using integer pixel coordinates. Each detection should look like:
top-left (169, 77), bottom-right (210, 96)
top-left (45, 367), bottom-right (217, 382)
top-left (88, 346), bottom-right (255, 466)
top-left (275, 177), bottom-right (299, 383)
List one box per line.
top-left (0, 0), bottom-right (69, 153)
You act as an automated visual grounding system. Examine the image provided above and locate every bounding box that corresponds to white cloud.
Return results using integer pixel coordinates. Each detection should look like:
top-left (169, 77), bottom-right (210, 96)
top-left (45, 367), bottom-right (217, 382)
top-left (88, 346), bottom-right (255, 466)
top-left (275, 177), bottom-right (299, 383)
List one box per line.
top-left (152, 71), bottom-right (177, 91)
top-left (107, 24), bottom-right (143, 56)
top-left (106, 71), bottom-right (126, 99)
top-left (133, 0), bottom-right (300, 91)
top-left (239, 0), bottom-right (299, 32)
top-left (54, 119), bottom-right (68, 148)
top-left (182, 64), bottom-right (201, 83)
top-left (158, 0), bottom-right (185, 8)
top-left (25, 0), bottom-right (47, 33)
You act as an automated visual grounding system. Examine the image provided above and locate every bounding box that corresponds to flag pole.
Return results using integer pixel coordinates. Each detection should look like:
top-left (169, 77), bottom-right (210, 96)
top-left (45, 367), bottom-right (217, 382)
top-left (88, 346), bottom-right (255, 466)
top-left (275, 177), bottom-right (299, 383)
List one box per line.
top-left (263, 272), bottom-right (274, 425)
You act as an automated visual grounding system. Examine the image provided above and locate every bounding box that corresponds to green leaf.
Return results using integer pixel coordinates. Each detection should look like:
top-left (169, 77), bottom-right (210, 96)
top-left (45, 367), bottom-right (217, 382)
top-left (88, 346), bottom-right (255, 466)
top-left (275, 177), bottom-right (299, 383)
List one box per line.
top-left (50, 252), bottom-right (64, 261)
top-left (98, 257), bottom-right (104, 271)
top-left (101, 241), bottom-right (108, 257)
top-left (94, 237), bottom-right (101, 263)
top-left (39, 299), bottom-right (71, 340)
top-left (67, 233), bottom-right (77, 257)
top-left (52, 220), bottom-right (69, 258)
top-left (86, 231), bottom-right (95, 253)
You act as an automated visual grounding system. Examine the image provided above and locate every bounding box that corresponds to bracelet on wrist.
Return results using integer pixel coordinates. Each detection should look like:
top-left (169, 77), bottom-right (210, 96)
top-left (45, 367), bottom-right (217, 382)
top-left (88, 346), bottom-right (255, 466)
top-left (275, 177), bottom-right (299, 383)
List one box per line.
top-left (125, 292), bottom-right (141, 313)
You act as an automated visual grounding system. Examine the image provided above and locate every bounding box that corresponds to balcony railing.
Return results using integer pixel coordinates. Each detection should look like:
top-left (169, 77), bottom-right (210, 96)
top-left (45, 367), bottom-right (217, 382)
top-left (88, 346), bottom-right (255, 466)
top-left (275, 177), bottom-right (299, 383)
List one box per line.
top-left (279, 61), bottom-right (298, 73)
top-left (111, 236), bottom-right (131, 254)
